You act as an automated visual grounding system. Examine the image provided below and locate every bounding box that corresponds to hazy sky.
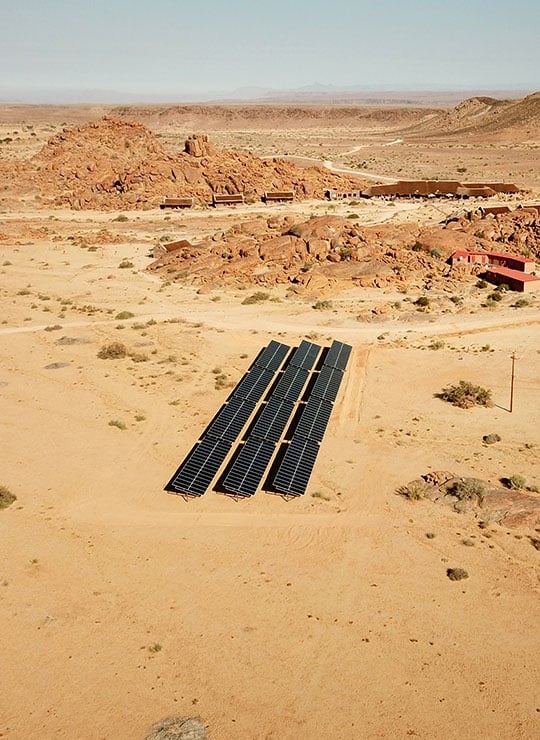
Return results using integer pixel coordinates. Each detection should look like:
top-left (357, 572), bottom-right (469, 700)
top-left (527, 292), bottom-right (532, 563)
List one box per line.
top-left (2, 0), bottom-right (539, 101)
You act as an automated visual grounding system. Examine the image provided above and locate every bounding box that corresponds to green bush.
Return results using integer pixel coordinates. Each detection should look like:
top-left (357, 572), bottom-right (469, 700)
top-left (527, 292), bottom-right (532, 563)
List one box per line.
top-left (0, 485), bottom-right (17, 509)
top-left (449, 478), bottom-right (485, 503)
top-left (504, 474), bottom-right (526, 490)
top-left (97, 342), bottom-right (128, 359)
top-left (437, 380), bottom-right (492, 409)
top-left (482, 433), bottom-right (501, 445)
top-left (241, 292), bottom-right (269, 305)
top-left (313, 300), bottom-right (333, 311)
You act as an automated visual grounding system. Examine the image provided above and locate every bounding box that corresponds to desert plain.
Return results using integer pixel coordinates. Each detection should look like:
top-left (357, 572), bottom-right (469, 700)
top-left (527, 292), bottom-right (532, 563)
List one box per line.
top-left (0, 96), bottom-right (539, 739)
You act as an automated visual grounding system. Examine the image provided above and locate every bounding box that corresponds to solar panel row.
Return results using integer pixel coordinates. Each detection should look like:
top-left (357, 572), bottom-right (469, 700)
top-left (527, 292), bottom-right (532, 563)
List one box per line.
top-left (221, 341), bottom-right (320, 496)
top-left (270, 341), bottom-right (352, 496)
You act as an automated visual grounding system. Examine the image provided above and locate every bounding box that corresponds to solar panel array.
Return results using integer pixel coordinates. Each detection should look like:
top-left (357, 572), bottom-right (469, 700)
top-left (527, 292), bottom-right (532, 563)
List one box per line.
top-left (166, 339), bottom-right (351, 499)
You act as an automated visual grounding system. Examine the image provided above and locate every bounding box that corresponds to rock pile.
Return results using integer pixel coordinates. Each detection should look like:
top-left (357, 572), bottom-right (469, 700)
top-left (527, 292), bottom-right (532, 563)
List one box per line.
top-left (27, 117), bottom-right (363, 209)
top-left (148, 209), bottom-right (540, 292)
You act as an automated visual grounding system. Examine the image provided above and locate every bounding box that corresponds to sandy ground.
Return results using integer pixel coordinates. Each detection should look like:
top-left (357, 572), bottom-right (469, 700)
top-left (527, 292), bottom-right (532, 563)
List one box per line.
top-left (0, 104), bottom-right (539, 738)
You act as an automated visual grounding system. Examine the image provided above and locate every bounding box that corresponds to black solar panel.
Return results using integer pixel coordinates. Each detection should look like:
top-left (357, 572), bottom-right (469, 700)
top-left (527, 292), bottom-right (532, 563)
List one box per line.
top-left (294, 397), bottom-right (334, 443)
top-left (250, 396), bottom-right (295, 443)
top-left (273, 365), bottom-right (309, 402)
top-left (310, 365), bottom-right (344, 403)
top-left (166, 436), bottom-right (231, 496)
top-left (205, 397), bottom-right (256, 442)
top-left (289, 340), bottom-right (321, 371)
top-left (254, 340), bottom-right (291, 372)
top-left (324, 341), bottom-right (352, 371)
top-left (273, 437), bottom-right (320, 496)
top-left (223, 437), bottom-right (276, 496)
top-left (233, 366), bottom-right (275, 402)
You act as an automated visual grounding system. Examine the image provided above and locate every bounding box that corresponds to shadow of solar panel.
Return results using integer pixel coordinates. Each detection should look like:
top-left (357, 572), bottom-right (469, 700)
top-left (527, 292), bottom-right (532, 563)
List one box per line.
top-left (324, 340), bottom-right (352, 371)
top-left (273, 437), bottom-right (320, 496)
top-left (289, 340), bottom-right (321, 371)
top-left (250, 396), bottom-right (295, 443)
top-left (273, 365), bottom-right (309, 402)
top-left (294, 397), bottom-right (334, 443)
top-left (254, 340), bottom-right (291, 372)
top-left (205, 397), bottom-right (256, 442)
top-left (233, 366), bottom-right (275, 402)
top-left (311, 365), bottom-right (344, 403)
top-left (223, 437), bottom-right (276, 496)
top-left (166, 436), bottom-right (232, 496)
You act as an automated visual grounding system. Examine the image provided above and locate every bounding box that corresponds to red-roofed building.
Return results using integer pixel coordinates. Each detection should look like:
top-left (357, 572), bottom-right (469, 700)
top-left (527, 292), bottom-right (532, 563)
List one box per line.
top-left (485, 267), bottom-right (540, 293)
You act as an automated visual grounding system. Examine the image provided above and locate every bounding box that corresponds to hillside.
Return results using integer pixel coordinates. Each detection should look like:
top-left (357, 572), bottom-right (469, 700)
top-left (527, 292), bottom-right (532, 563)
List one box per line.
top-left (404, 92), bottom-right (540, 139)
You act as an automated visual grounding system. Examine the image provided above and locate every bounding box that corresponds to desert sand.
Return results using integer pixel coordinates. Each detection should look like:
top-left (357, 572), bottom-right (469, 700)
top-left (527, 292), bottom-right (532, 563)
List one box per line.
top-left (0, 98), bottom-right (539, 739)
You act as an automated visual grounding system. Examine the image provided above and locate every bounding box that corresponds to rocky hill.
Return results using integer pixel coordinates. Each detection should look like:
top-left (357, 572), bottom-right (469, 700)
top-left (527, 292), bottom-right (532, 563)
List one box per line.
top-left (148, 209), bottom-right (540, 293)
top-left (29, 117), bottom-right (364, 209)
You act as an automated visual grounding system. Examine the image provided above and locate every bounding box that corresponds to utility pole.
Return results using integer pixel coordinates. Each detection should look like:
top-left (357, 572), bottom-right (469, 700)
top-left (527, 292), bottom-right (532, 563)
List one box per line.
top-left (510, 352), bottom-right (516, 413)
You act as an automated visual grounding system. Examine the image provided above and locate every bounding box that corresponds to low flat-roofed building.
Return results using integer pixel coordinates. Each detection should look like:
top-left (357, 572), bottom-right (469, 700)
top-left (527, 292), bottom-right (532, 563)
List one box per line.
top-left (485, 267), bottom-right (540, 293)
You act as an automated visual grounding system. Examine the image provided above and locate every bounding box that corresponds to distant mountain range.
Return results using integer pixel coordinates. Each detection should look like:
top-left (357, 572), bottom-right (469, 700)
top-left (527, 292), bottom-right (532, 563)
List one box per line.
top-left (0, 83), bottom-right (534, 107)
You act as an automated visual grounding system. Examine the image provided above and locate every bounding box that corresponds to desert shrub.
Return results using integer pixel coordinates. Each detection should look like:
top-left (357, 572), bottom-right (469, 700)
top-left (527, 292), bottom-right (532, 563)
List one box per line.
top-left (447, 567), bottom-right (469, 581)
top-left (129, 352), bottom-right (149, 363)
top-left (44, 324), bottom-right (62, 332)
top-left (482, 433), bottom-right (501, 445)
top-left (112, 214), bottom-right (128, 222)
top-left (414, 296), bottom-right (430, 308)
top-left (437, 380), bottom-right (492, 409)
top-left (97, 342), bottom-right (128, 359)
top-left (476, 279), bottom-right (488, 289)
top-left (425, 532), bottom-right (436, 539)
top-left (504, 474), bottom-right (526, 490)
top-left (0, 485), bottom-right (17, 509)
top-left (487, 291), bottom-right (502, 302)
top-left (412, 242), bottom-right (423, 252)
top-left (396, 480), bottom-right (427, 500)
top-left (449, 295), bottom-right (462, 305)
top-left (429, 248), bottom-right (442, 258)
top-left (118, 259), bottom-right (134, 269)
top-left (313, 300), bottom-right (333, 311)
top-left (474, 230), bottom-right (485, 239)
top-left (311, 491), bottom-right (331, 501)
top-left (241, 292), bottom-right (269, 305)
top-left (115, 311), bottom-right (134, 320)
top-left (428, 339), bottom-right (445, 350)
top-left (145, 716), bottom-right (207, 740)
top-left (449, 478), bottom-right (485, 503)
top-left (346, 213), bottom-right (360, 220)
top-left (511, 298), bottom-right (529, 308)
top-left (108, 420), bottom-right (127, 430)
